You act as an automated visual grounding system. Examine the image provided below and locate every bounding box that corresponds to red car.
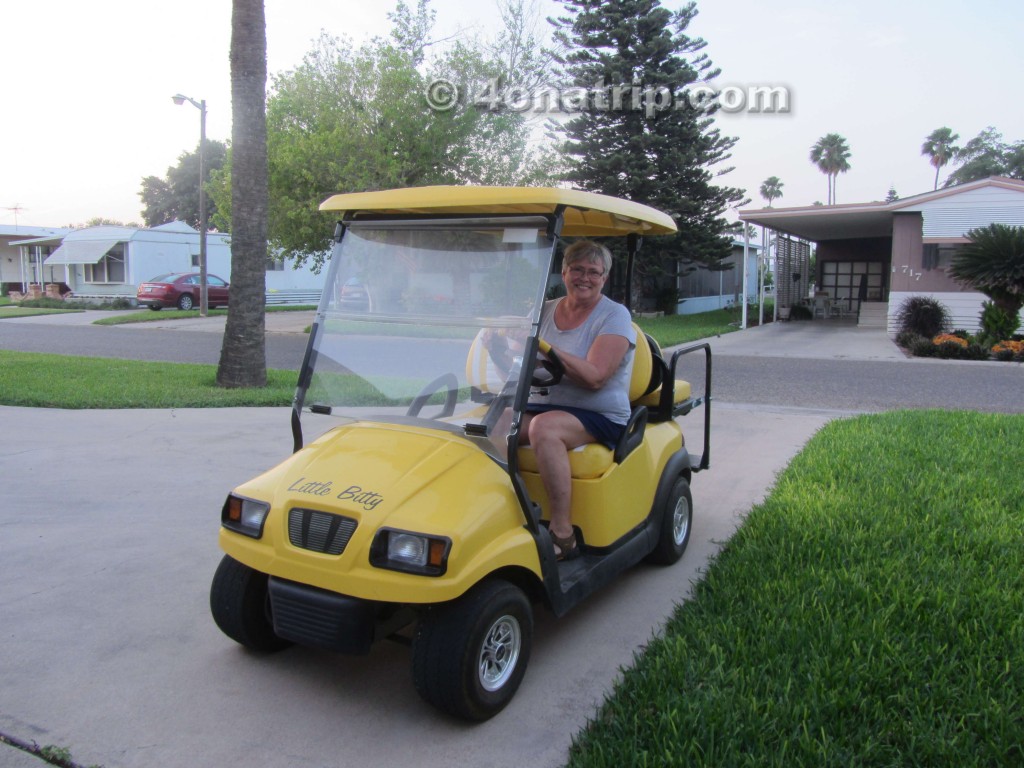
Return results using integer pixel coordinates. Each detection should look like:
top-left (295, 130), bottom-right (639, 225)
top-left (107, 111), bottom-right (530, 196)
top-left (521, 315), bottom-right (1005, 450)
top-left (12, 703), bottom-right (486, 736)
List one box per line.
top-left (136, 272), bottom-right (230, 311)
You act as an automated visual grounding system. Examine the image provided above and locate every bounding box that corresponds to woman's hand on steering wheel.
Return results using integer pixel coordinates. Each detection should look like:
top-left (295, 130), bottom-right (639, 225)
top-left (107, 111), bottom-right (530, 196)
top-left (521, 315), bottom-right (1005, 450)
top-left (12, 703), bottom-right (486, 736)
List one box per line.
top-left (533, 338), bottom-right (565, 387)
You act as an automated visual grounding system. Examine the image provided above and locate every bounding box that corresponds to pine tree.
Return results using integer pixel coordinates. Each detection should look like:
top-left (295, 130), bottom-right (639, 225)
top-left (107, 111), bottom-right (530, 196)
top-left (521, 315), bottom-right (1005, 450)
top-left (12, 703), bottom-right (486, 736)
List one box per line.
top-left (549, 0), bottom-right (746, 286)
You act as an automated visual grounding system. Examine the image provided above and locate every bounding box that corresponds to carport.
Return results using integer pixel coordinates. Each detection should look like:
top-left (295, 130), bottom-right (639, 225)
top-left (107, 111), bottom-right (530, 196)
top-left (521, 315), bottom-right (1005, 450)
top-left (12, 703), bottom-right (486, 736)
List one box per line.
top-left (739, 200), bottom-right (895, 328)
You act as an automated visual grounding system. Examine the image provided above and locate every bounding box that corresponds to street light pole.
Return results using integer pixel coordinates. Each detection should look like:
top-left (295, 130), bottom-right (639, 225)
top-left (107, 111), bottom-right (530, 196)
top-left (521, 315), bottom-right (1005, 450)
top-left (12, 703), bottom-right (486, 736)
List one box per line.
top-left (172, 94), bottom-right (209, 317)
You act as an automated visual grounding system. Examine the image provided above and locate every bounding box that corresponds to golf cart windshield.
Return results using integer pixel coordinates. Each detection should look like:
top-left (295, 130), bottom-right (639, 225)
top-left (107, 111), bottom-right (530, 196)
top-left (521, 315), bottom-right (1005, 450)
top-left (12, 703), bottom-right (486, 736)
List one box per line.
top-left (296, 217), bottom-right (555, 453)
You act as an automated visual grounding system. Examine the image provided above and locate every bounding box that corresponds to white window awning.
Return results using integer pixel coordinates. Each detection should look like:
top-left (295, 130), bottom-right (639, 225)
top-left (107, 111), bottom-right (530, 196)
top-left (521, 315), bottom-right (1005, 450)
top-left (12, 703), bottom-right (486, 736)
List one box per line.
top-left (44, 240), bottom-right (122, 265)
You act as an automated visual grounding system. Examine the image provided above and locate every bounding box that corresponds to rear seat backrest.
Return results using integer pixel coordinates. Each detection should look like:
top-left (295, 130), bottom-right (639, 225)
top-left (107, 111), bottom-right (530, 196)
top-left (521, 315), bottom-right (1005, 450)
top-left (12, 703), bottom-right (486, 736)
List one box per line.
top-left (628, 323), bottom-right (662, 404)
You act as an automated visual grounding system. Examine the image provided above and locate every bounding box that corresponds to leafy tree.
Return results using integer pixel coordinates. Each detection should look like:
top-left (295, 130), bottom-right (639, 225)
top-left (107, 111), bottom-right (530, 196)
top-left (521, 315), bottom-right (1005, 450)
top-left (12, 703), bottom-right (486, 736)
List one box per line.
top-left (809, 133), bottom-right (851, 205)
top-left (944, 127), bottom-right (1024, 187)
top-left (217, 0), bottom-right (267, 389)
top-left (139, 140), bottom-right (227, 228)
top-left (949, 223), bottom-right (1024, 319)
top-left (209, 1), bottom-right (550, 269)
top-left (389, 0), bottom-right (436, 65)
top-left (68, 217), bottom-right (138, 228)
top-left (759, 176), bottom-right (783, 207)
top-left (549, 0), bottom-right (746, 294)
top-left (489, 0), bottom-right (551, 95)
top-left (921, 127), bottom-right (959, 190)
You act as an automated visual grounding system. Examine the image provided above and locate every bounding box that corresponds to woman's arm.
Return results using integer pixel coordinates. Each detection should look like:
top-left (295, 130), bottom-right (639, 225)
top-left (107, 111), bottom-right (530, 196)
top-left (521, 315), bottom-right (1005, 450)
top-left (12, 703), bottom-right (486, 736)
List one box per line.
top-left (547, 334), bottom-right (629, 391)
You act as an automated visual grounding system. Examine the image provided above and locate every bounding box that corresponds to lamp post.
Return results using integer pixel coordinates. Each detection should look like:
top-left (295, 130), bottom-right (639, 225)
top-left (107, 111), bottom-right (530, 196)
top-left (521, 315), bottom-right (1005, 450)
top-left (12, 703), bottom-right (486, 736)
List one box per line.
top-left (172, 93), bottom-right (208, 316)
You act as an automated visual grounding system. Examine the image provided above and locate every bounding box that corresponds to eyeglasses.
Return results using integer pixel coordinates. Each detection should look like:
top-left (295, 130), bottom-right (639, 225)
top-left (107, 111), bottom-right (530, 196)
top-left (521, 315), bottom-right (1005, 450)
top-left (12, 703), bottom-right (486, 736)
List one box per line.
top-left (566, 265), bottom-right (606, 280)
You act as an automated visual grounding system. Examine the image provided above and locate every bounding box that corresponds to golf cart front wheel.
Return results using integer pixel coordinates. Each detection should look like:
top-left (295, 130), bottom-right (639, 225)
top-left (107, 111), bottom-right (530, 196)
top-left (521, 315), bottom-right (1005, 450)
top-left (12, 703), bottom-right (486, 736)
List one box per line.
top-left (209, 554), bottom-right (292, 652)
top-left (412, 579), bottom-right (533, 721)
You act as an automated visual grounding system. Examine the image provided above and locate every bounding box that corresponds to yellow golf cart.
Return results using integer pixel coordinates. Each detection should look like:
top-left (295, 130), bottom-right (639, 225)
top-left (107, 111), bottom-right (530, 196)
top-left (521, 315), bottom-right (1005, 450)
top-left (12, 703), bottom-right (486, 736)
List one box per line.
top-left (210, 186), bottom-right (711, 720)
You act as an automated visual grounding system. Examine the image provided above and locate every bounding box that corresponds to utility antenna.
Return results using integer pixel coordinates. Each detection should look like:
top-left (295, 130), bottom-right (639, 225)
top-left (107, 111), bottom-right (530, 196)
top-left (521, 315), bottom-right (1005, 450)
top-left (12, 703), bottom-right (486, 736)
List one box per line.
top-left (2, 204), bottom-right (26, 227)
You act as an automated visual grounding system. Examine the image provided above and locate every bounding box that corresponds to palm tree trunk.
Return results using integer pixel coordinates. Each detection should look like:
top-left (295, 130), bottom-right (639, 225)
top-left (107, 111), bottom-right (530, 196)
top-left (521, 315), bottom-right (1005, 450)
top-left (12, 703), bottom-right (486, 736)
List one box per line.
top-left (218, 0), bottom-right (268, 387)
top-left (934, 164), bottom-right (940, 191)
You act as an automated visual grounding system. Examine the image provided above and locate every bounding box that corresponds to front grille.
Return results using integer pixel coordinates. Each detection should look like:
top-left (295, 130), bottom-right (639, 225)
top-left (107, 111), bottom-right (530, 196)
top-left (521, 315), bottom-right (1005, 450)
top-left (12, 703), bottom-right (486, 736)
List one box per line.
top-left (287, 508), bottom-right (357, 555)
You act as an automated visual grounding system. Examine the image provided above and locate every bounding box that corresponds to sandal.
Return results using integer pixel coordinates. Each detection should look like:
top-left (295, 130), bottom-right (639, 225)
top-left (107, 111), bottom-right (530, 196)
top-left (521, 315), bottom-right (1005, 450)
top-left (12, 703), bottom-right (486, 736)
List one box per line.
top-left (551, 530), bottom-right (580, 561)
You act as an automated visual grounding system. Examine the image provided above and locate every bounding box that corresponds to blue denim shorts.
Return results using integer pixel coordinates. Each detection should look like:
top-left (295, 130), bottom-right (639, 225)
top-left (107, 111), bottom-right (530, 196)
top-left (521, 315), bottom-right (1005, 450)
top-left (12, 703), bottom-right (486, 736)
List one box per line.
top-left (525, 404), bottom-right (625, 449)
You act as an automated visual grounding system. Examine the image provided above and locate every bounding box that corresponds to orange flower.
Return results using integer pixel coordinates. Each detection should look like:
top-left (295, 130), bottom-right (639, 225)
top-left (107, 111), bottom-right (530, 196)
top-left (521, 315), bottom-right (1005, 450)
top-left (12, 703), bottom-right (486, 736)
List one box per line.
top-left (932, 334), bottom-right (968, 348)
top-left (992, 340), bottom-right (1024, 355)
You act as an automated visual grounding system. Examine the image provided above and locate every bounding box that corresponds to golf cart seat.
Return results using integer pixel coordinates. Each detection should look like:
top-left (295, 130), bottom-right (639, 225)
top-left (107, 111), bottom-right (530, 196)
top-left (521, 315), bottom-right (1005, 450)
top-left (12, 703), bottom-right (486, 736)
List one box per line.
top-left (517, 324), bottom-right (691, 479)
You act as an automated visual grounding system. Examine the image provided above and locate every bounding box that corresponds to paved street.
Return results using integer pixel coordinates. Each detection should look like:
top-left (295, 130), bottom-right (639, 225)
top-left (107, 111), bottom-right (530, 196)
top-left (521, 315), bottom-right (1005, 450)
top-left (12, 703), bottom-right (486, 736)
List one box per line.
top-left (0, 311), bottom-right (1021, 768)
top-left (1, 310), bottom-right (1021, 413)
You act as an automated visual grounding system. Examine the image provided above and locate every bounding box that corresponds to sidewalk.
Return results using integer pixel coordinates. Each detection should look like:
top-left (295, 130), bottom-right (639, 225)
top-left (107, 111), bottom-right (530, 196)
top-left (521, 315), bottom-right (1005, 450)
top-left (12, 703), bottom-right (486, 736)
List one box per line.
top-left (691, 318), bottom-right (905, 361)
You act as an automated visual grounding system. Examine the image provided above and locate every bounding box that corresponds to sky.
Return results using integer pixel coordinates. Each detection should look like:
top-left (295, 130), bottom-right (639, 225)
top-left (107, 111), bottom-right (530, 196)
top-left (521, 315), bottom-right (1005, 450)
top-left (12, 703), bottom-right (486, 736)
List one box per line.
top-left (2, 0), bottom-right (1023, 229)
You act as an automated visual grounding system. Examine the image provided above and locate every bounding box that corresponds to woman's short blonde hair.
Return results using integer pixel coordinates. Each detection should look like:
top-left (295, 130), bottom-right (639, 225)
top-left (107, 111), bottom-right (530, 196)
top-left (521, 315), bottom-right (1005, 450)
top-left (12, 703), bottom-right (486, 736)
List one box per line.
top-left (562, 240), bottom-right (612, 275)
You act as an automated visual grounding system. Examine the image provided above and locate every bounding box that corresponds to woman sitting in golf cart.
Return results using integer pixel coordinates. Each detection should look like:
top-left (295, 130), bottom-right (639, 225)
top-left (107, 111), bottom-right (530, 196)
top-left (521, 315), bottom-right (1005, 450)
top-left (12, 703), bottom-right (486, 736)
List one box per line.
top-left (522, 240), bottom-right (636, 560)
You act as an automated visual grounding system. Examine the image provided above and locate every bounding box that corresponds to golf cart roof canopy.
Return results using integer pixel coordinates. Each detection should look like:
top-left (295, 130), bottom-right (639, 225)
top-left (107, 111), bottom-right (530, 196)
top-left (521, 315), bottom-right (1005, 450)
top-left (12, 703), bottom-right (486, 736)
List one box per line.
top-left (319, 186), bottom-right (678, 238)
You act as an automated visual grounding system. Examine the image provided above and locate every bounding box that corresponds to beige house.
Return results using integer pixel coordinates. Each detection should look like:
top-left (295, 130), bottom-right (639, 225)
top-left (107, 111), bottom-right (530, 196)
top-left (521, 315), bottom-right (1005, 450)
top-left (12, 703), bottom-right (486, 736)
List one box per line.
top-left (739, 176), bottom-right (1024, 333)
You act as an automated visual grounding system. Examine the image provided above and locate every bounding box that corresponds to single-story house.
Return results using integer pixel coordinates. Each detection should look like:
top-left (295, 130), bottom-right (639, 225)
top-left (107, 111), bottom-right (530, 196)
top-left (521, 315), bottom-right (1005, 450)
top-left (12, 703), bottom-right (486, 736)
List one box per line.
top-left (1, 224), bottom-right (73, 293)
top-left (738, 176), bottom-right (1024, 333)
top-left (674, 238), bottom-right (765, 315)
top-left (9, 221), bottom-right (325, 305)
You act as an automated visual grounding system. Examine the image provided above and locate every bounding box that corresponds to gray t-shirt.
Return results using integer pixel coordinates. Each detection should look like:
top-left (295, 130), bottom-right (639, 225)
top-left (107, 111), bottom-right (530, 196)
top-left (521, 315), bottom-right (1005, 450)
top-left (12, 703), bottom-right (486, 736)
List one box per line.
top-left (532, 295), bottom-right (636, 425)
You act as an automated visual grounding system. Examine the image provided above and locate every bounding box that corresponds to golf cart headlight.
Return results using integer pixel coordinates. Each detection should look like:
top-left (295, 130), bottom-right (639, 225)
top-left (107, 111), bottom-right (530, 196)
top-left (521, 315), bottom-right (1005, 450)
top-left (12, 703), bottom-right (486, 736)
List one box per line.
top-left (390, 532), bottom-right (428, 565)
top-left (370, 529), bottom-right (451, 576)
top-left (222, 494), bottom-right (271, 538)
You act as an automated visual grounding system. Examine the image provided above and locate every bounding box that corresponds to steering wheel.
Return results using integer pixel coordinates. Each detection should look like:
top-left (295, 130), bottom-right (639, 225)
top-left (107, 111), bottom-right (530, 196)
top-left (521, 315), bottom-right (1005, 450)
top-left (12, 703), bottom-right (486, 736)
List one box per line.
top-left (532, 338), bottom-right (565, 387)
top-left (407, 372), bottom-right (459, 419)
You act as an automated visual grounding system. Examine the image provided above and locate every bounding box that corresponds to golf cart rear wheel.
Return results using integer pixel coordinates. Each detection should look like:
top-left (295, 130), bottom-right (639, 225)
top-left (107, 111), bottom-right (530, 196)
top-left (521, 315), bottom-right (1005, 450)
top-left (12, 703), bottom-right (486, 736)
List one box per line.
top-left (209, 555), bottom-right (292, 652)
top-left (412, 579), bottom-right (532, 721)
top-left (646, 476), bottom-right (693, 565)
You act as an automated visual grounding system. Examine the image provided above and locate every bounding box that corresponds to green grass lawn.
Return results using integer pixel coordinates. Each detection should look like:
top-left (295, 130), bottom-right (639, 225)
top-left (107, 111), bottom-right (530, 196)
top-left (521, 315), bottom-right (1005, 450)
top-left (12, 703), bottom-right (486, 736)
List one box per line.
top-left (0, 306), bottom-right (85, 319)
top-left (0, 309), bottom-right (739, 409)
top-left (0, 351), bottom-right (297, 408)
top-left (635, 308), bottom-right (742, 347)
top-left (569, 410), bottom-right (1024, 767)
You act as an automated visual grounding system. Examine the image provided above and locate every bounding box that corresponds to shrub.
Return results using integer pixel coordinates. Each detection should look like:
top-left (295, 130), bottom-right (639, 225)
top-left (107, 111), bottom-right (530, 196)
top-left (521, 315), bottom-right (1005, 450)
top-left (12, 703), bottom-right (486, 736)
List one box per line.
top-left (978, 301), bottom-right (1020, 346)
top-left (895, 296), bottom-right (951, 338)
top-left (16, 297), bottom-right (70, 309)
top-left (964, 343), bottom-right (991, 361)
top-left (910, 337), bottom-right (936, 357)
top-left (935, 340), bottom-right (967, 359)
top-left (895, 329), bottom-right (924, 349)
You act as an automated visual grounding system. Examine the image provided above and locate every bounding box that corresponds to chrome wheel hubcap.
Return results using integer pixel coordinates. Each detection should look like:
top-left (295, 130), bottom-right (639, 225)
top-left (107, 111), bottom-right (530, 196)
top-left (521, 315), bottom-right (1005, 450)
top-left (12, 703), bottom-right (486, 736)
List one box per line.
top-left (478, 614), bottom-right (521, 692)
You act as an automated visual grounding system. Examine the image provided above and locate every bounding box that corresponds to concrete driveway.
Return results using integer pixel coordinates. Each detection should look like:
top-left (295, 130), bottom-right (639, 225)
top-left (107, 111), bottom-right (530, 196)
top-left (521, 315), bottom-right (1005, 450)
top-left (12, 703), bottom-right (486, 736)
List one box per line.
top-left (0, 315), bottom-right (904, 767)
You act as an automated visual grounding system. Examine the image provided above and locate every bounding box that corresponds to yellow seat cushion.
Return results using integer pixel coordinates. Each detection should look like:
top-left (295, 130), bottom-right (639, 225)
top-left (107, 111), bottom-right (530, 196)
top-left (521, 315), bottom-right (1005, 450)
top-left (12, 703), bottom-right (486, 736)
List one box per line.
top-left (635, 379), bottom-right (691, 408)
top-left (517, 443), bottom-right (614, 480)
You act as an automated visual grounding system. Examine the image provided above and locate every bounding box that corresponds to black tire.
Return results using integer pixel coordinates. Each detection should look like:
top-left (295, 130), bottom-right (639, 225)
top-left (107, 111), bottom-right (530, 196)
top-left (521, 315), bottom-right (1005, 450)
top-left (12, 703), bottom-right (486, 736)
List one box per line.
top-left (412, 580), bottom-right (532, 721)
top-left (177, 293), bottom-right (194, 310)
top-left (209, 555), bottom-right (291, 652)
top-left (148, 305), bottom-right (162, 311)
top-left (646, 476), bottom-right (693, 565)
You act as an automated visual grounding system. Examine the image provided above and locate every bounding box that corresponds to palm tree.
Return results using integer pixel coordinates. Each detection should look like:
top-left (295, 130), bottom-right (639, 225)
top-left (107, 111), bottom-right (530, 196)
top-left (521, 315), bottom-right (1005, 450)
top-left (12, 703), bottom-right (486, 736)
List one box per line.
top-left (809, 133), bottom-right (852, 204)
top-left (921, 127), bottom-right (960, 190)
top-left (950, 223), bottom-right (1024, 318)
top-left (218, 0), bottom-right (268, 387)
top-left (759, 176), bottom-right (784, 207)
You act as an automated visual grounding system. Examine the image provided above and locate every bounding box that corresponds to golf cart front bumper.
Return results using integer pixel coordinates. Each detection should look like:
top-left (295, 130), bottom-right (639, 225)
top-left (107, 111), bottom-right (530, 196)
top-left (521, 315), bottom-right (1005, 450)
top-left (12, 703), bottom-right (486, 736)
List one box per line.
top-left (269, 577), bottom-right (381, 655)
